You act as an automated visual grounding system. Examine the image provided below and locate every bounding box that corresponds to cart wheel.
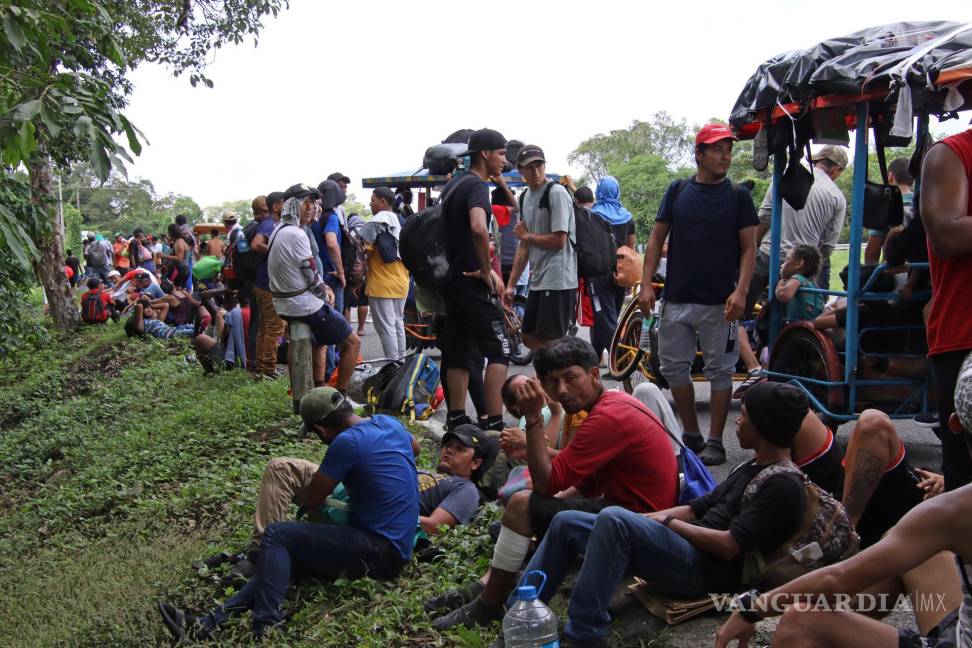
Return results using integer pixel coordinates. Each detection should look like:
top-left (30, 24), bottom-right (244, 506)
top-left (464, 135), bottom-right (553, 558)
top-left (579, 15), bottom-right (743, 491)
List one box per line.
top-left (607, 300), bottom-right (648, 381)
top-left (768, 326), bottom-right (842, 414)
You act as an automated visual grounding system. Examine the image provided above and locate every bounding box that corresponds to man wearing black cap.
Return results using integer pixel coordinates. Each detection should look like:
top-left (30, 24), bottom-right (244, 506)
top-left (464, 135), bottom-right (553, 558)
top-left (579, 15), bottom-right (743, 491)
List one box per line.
top-left (327, 172), bottom-right (351, 227)
top-left (440, 128), bottom-right (511, 433)
top-left (504, 144), bottom-right (577, 351)
top-left (505, 382), bottom-right (809, 647)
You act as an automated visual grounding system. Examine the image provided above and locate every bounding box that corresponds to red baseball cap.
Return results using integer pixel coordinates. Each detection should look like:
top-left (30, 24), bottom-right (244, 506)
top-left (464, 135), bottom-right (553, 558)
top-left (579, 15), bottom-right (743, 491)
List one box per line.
top-left (695, 123), bottom-right (738, 146)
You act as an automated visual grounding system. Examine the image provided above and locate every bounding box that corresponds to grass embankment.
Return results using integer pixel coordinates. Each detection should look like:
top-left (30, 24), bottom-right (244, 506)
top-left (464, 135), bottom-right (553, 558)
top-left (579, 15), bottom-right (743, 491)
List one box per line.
top-left (0, 325), bottom-right (500, 647)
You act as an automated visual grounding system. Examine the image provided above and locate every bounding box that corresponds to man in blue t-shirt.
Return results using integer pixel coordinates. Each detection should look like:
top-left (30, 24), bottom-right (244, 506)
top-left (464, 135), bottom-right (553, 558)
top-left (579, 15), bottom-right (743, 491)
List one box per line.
top-left (158, 387), bottom-right (419, 640)
top-left (249, 201), bottom-right (285, 377)
top-left (313, 180), bottom-right (348, 380)
top-left (639, 123), bottom-right (758, 466)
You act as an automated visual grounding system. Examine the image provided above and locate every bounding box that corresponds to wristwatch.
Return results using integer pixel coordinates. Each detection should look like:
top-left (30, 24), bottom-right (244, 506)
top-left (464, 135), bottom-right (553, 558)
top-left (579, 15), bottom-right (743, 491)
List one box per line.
top-left (662, 515), bottom-right (675, 527)
top-left (735, 589), bottom-right (764, 623)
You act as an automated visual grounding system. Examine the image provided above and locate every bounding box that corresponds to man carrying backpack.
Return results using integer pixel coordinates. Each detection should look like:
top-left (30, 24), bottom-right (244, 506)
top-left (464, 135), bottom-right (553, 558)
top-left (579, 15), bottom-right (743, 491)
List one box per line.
top-left (440, 128), bottom-right (511, 433)
top-left (80, 277), bottom-right (118, 324)
top-left (86, 234), bottom-right (113, 282)
top-left (504, 145), bottom-right (577, 352)
top-left (639, 123), bottom-right (759, 466)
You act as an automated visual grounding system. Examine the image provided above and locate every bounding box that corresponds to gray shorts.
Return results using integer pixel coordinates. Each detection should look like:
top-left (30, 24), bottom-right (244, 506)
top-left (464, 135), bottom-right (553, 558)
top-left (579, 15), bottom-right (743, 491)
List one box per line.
top-left (657, 301), bottom-right (738, 391)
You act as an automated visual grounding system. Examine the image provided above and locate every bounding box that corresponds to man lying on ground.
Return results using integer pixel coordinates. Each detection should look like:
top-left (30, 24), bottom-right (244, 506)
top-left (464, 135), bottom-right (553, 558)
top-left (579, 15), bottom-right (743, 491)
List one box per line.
top-left (158, 387), bottom-right (419, 640)
top-left (714, 353), bottom-right (972, 648)
top-left (429, 336), bottom-right (678, 631)
top-left (224, 421), bottom-right (497, 583)
top-left (500, 382), bottom-right (814, 647)
top-left (124, 303), bottom-right (194, 340)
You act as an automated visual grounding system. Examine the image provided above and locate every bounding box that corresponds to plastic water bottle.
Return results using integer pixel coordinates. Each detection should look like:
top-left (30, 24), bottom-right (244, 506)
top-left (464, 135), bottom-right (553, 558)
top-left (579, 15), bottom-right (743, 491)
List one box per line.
top-left (503, 570), bottom-right (560, 647)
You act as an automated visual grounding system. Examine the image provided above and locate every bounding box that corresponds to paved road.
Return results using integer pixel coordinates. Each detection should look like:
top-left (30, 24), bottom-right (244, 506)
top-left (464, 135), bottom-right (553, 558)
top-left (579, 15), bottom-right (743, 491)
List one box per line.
top-left (349, 313), bottom-right (943, 480)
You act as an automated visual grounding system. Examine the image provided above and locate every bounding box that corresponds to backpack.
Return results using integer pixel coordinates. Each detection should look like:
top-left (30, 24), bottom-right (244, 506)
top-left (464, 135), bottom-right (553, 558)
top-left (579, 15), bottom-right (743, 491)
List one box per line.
top-left (80, 291), bottom-right (108, 323)
top-left (228, 220), bottom-right (262, 285)
top-left (740, 461), bottom-right (860, 589)
top-left (400, 173), bottom-right (478, 289)
top-left (368, 352), bottom-right (441, 422)
top-left (340, 224), bottom-right (367, 288)
top-left (88, 242), bottom-right (108, 267)
top-left (519, 182), bottom-right (616, 278)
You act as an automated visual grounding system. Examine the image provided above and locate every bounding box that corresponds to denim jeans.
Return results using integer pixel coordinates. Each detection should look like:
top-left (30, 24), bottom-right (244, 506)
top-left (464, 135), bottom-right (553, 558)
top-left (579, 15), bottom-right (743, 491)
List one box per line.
top-left (513, 507), bottom-right (707, 644)
top-left (200, 521), bottom-right (401, 635)
top-left (324, 276), bottom-right (345, 380)
top-left (589, 276), bottom-right (625, 360)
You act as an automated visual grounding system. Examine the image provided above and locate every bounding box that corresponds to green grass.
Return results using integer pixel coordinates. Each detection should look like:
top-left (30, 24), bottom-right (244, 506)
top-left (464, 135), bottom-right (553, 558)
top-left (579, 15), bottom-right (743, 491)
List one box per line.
top-left (0, 324), bottom-right (509, 648)
top-left (829, 248), bottom-right (849, 291)
top-left (0, 323), bottom-right (678, 647)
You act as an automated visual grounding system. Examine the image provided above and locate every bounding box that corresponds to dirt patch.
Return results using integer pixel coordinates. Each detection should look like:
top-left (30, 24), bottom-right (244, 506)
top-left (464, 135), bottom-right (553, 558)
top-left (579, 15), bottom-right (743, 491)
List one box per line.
top-left (69, 343), bottom-right (128, 395)
top-left (248, 424), bottom-right (287, 443)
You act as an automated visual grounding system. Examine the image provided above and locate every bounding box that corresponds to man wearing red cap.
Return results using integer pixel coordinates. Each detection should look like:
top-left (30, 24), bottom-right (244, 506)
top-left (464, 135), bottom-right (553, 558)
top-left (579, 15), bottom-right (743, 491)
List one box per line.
top-left (639, 123), bottom-right (758, 466)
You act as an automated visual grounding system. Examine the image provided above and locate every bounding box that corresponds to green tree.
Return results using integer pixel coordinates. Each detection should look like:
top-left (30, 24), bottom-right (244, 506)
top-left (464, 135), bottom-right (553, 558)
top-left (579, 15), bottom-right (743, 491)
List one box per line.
top-left (569, 111), bottom-right (696, 181)
top-left (203, 199), bottom-right (251, 223)
top-left (0, 0), bottom-right (287, 331)
top-left (608, 154), bottom-right (692, 241)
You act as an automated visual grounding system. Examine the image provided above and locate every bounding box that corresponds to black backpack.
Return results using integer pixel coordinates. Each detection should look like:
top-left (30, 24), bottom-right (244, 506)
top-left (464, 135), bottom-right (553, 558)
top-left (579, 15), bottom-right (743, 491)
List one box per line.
top-left (231, 220), bottom-right (262, 283)
top-left (519, 182), bottom-right (616, 279)
top-left (400, 173), bottom-right (478, 289)
top-left (340, 224), bottom-right (367, 288)
top-left (80, 291), bottom-right (107, 323)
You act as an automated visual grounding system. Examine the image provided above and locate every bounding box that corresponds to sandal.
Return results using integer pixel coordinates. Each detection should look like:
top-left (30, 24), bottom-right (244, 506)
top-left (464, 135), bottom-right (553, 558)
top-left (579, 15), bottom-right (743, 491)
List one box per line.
top-left (733, 369), bottom-right (766, 399)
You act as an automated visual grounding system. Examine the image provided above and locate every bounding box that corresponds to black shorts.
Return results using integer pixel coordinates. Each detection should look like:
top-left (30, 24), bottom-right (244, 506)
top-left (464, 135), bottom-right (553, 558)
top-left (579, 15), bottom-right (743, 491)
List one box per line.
top-left (443, 276), bottom-right (510, 368)
top-left (798, 437), bottom-right (845, 500)
top-left (528, 492), bottom-right (608, 537)
top-left (522, 289), bottom-right (576, 340)
top-left (898, 607), bottom-right (964, 648)
top-left (345, 284), bottom-right (368, 308)
top-left (281, 304), bottom-right (352, 348)
top-left (857, 451), bottom-right (925, 547)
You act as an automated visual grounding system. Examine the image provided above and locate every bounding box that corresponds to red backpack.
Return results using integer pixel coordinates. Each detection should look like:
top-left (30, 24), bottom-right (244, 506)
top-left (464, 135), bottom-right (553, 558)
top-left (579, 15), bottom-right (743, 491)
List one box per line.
top-left (80, 291), bottom-right (109, 323)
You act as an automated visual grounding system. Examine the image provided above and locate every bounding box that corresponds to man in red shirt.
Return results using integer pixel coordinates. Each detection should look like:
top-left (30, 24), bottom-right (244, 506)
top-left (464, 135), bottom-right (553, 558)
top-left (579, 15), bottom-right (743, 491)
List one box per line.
top-left (921, 126), bottom-right (972, 489)
top-left (79, 277), bottom-right (117, 324)
top-left (430, 336), bottom-right (677, 630)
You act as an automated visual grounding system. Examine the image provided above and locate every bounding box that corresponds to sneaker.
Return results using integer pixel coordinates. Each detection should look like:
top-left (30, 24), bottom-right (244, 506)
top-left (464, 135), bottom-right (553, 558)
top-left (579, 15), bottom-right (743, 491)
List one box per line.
top-left (681, 433), bottom-right (705, 454)
top-left (698, 439), bottom-right (727, 466)
top-left (432, 597), bottom-right (503, 631)
top-left (157, 602), bottom-right (210, 641)
top-left (913, 413), bottom-right (939, 428)
top-left (220, 558), bottom-right (257, 588)
top-left (423, 581), bottom-right (485, 615)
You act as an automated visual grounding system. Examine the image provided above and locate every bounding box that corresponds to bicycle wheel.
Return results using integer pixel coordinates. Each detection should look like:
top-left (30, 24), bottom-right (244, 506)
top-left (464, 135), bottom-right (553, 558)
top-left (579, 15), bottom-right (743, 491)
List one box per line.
top-left (607, 299), bottom-right (647, 380)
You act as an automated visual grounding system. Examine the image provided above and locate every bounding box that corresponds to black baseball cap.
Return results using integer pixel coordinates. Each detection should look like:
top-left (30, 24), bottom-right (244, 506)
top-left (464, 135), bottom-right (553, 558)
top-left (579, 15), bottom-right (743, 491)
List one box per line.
top-left (443, 424), bottom-right (493, 462)
top-left (327, 172), bottom-right (351, 184)
top-left (517, 144), bottom-right (546, 167)
top-left (458, 128), bottom-right (507, 157)
top-left (283, 183), bottom-right (321, 201)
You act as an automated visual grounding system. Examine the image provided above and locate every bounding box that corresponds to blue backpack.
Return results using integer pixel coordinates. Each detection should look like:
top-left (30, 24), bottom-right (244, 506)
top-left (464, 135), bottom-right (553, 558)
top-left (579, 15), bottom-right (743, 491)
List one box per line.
top-left (369, 352), bottom-right (441, 421)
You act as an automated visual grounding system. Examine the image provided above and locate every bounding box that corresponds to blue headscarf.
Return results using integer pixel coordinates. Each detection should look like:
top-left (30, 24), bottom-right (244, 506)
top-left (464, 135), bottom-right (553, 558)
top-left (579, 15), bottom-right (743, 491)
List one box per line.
top-left (592, 176), bottom-right (632, 226)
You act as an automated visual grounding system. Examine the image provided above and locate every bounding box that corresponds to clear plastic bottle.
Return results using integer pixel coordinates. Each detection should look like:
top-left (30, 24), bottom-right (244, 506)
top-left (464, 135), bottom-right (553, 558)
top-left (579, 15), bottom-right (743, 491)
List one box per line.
top-left (502, 570), bottom-right (559, 647)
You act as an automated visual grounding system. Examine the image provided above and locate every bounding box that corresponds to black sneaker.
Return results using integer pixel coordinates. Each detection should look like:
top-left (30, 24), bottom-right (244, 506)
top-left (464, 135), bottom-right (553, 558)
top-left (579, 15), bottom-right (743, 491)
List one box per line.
top-left (698, 439), bottom-right (727, 466)
top-left (423, 580), bottom-right (485, 615)
top-left (431, 596), bottom-right (503, 630)
top-left (681, 433), bottom-right (705, 454)
top-left (157, 602), bottom-right (210, 641)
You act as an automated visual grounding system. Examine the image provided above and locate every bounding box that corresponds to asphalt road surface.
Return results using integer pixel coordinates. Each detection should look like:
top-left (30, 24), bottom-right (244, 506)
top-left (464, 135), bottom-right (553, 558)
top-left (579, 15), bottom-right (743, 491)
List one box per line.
top-left (348, 312), bottom-right (943, 482)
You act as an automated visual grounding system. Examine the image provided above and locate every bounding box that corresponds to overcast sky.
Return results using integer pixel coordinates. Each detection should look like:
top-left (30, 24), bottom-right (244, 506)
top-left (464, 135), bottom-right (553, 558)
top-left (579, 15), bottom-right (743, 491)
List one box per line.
top-left (121, 1), bottom-right (972, 208)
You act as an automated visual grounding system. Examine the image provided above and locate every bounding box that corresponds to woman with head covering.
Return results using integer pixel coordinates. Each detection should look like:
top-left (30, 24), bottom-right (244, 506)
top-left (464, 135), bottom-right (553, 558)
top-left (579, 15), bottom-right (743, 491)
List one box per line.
top-left (589, 176), bottom-right (638, 365)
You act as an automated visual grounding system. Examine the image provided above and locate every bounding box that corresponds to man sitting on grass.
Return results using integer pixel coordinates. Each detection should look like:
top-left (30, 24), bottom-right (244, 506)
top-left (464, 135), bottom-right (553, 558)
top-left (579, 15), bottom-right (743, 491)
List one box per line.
top-left (158, 387), bottom-right (420, 640)
top-left (223, 422), bottom-right (497, 583)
